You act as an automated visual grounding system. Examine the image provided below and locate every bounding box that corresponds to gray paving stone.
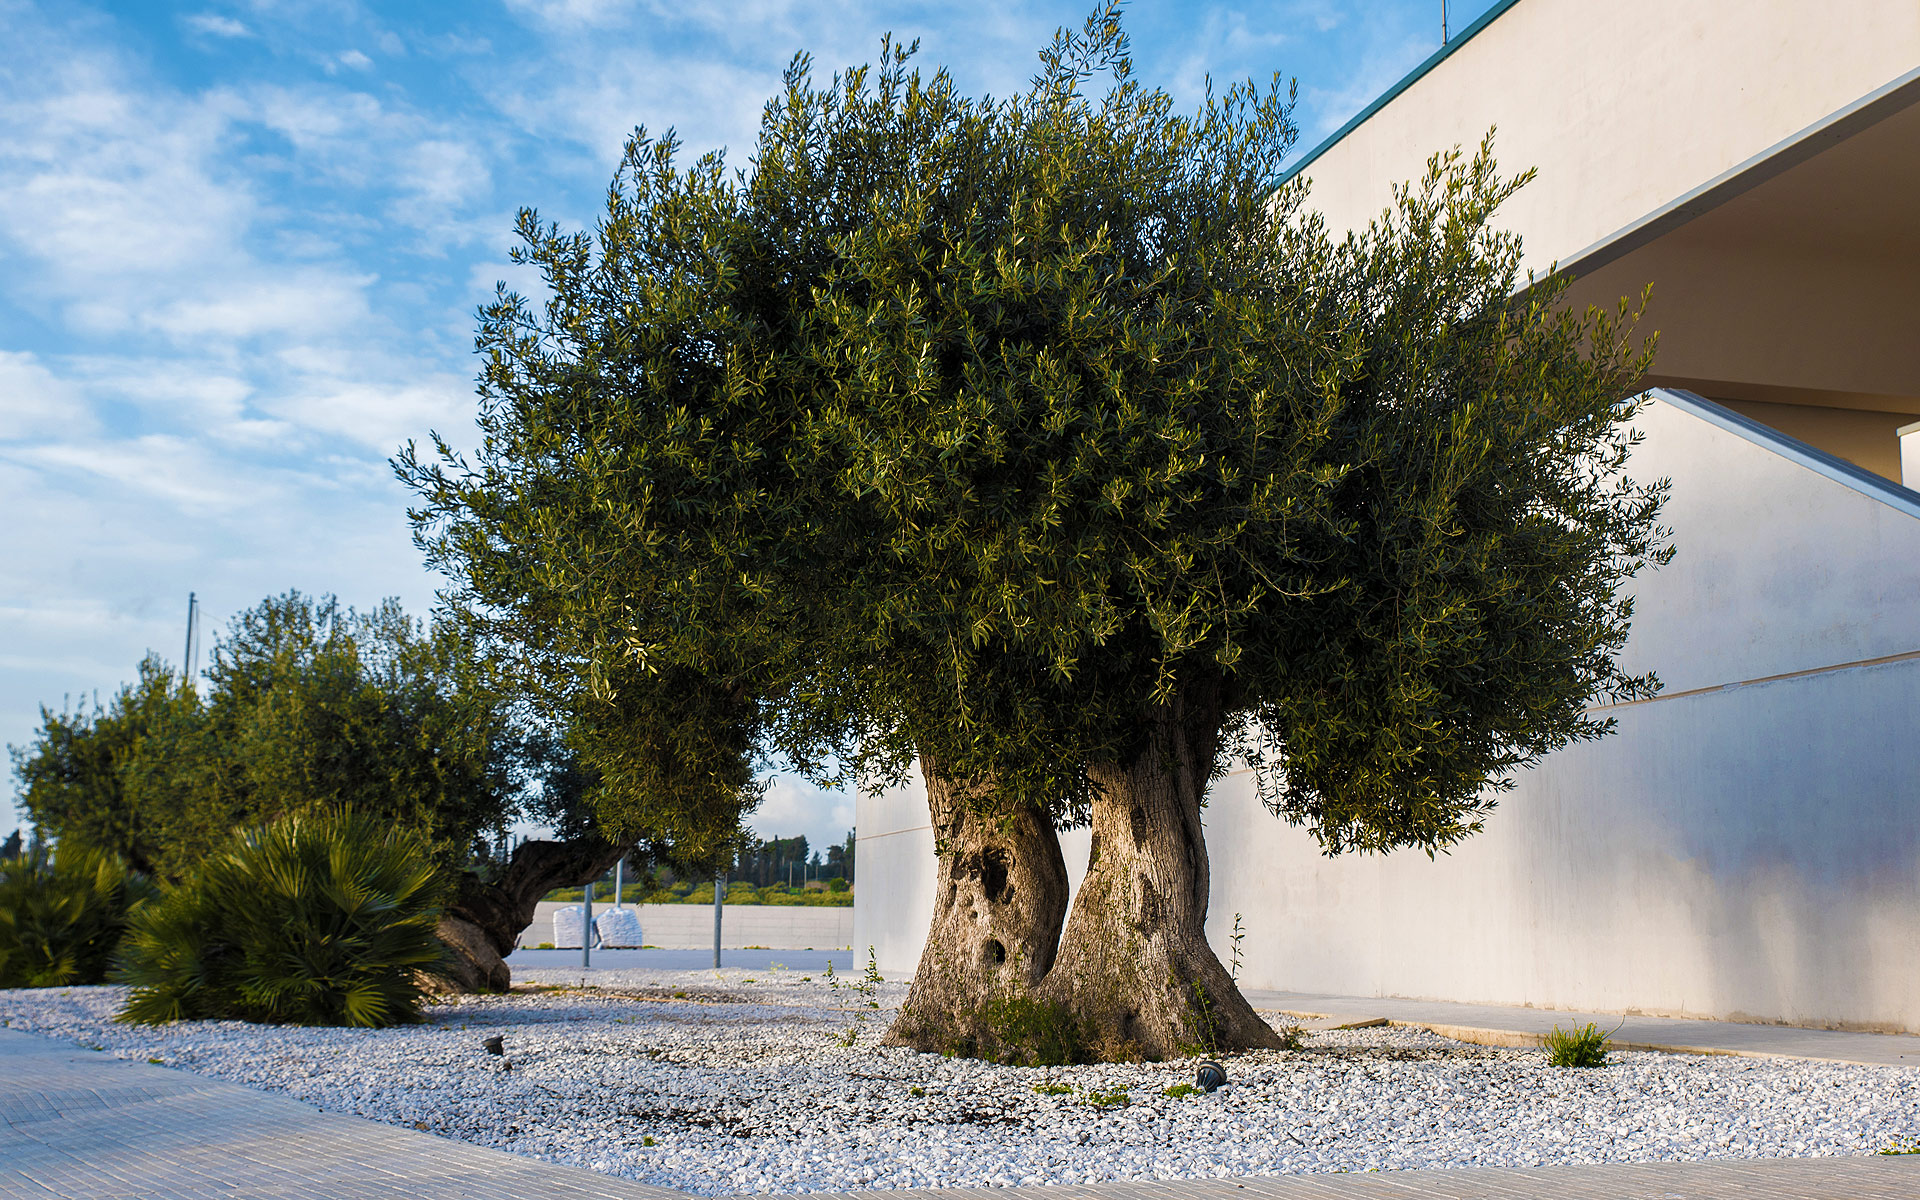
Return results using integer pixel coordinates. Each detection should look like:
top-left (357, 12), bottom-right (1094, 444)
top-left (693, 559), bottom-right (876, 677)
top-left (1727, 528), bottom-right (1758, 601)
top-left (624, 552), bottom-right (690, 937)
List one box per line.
top-left (0, 1027), bottom-right (683, 1200)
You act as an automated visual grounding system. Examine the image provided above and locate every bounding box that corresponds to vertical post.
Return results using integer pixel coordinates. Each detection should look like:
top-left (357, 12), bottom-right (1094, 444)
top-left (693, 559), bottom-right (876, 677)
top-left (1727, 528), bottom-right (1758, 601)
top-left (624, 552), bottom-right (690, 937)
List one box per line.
top-left (182, 592), bottom-right (199, 690)
top-left (713, 873), bottom-right (725, 968)
top-left (613, 857), bottom-right (624, 909)
top-left (582, 873), bottom-right (593, 970)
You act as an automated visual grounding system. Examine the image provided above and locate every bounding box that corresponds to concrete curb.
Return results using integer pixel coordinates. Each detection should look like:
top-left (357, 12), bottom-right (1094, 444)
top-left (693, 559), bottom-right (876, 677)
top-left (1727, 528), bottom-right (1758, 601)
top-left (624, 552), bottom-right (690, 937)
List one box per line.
top-left (1258, 1006), bottom-right (1920, 1067)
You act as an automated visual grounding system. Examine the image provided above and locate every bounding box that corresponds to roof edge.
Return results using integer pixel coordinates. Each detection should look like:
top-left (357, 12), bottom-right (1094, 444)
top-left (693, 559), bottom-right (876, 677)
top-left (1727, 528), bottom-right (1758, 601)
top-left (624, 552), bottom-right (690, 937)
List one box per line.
top-left (1654, 389), bottom-right (1920, 520)
top-left (1549, 64), bottom-right (1920, 284)
top-left (1276, 0), bottom-right (1526, 188)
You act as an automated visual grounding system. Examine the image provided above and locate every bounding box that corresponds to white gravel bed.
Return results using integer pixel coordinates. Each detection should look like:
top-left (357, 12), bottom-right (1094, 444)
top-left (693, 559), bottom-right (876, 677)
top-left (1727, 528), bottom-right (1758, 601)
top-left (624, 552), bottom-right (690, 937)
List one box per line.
top-left (6, 968), bottom-right (1919, 1194)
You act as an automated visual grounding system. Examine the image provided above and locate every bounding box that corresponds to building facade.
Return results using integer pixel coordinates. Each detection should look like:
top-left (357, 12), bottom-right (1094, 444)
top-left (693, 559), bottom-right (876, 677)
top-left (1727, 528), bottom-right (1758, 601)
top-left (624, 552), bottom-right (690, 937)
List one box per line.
top-left (857, 0), bottom-right (1920, 1031)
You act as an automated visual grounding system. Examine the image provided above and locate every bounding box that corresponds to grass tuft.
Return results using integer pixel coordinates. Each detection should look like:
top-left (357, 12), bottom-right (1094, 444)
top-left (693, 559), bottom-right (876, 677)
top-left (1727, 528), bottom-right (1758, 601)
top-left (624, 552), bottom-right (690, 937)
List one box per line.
top-left (1544, 1021), bottom-right (1613, 1068)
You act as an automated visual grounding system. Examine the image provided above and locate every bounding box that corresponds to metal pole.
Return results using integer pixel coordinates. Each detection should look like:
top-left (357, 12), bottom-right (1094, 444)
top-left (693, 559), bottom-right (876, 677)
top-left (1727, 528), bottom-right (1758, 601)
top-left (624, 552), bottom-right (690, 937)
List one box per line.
top-left (1441, 0), bottom-right (1449, 43)
top-left (613, 858), bottom-right (623, 909)
top-left (182, 593), bottom-right (199, 689)
top-left (713, 873), bottom-right (725, 968)
top-left (582, 874), bottom-right (593, 970)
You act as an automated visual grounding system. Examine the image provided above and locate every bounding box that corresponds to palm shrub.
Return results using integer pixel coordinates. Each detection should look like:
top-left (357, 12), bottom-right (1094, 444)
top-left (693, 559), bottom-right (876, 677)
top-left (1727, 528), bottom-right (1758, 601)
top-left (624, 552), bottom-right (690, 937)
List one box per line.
top-left (117, 811), bottom-right (449, 1026)
top-left (0, 843), bottom-right (151, 988)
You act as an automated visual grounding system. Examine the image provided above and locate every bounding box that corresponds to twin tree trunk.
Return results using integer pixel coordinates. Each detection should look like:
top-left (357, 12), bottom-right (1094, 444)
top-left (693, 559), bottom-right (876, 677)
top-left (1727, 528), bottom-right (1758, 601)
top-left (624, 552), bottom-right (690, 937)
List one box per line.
top-left (1037, 693), bottom-right (1282, 1059)
top-left (890, 689), bottom-right (1282, 1060)
top-left (435, 837), bottom-right (632, 992)
top-left (886, 759), bottom-right (1070, 1054)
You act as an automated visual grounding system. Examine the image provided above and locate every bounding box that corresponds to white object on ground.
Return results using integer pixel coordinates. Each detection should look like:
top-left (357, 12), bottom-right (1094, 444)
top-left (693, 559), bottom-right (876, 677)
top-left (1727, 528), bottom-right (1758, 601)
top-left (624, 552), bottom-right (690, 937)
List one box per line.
top-left (5, 975), bottom-right (1918, 1197)
top-left (550, 905), bottom-right (591, 949)
top-left (595, 908), bottom-right (643, 948)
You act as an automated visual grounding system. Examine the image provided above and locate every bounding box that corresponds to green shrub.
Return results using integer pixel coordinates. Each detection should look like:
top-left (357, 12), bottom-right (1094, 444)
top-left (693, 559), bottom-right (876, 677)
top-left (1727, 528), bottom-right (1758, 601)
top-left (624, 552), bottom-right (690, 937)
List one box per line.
top-left (1544, 1021), bottom-right (1612, 1068)
top-left (116, 811), bottom-right (448, 1027)
top-left (973, 993), bottom-right (1091, 1066)
top-left (0, 844), bottom-right (151, 988)
top-left (826, 877), bottom-right (848, 893)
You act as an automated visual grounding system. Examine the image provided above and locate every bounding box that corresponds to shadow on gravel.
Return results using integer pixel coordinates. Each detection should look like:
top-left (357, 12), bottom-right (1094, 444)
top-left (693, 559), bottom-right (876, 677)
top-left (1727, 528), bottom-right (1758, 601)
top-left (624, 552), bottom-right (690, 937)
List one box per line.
top-left (1306, 1045), bottom-right (1516, 1063)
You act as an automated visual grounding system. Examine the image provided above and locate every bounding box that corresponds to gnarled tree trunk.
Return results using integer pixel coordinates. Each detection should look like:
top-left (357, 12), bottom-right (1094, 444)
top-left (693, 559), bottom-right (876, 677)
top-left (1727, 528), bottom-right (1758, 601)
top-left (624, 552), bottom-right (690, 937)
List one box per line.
top-left (434, 837), bottom-right (631, 992)
top-left (885, 758), bottom-right (1070, 1054)
top-left (1038, 686), bottom-right (1281, 1059)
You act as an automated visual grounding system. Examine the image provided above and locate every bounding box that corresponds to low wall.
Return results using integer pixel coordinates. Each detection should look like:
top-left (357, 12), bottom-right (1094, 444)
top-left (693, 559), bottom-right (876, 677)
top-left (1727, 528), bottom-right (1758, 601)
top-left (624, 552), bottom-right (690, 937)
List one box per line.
top-left (517, 901), bottom-right (853, 950)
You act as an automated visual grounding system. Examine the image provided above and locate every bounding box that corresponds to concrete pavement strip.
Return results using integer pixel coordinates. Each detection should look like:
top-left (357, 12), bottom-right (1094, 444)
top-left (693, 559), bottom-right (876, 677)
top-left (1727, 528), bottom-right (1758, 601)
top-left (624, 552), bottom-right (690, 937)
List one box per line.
top-left (1244, 990), bottom-right (1920, 1067)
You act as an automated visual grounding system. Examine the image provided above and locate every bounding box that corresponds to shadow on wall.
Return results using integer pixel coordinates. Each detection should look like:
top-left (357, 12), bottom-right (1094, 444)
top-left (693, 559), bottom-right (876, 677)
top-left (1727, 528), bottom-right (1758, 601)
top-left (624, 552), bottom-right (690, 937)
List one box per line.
top-left (1198, 657), bottom-right (1920, 1033)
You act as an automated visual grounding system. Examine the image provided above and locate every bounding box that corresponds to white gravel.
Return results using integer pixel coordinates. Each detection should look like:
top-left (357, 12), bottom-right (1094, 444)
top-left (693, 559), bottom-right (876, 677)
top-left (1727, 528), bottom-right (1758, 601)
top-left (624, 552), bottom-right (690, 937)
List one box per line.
top-left (5, 967), bottom-right (1919, 1194)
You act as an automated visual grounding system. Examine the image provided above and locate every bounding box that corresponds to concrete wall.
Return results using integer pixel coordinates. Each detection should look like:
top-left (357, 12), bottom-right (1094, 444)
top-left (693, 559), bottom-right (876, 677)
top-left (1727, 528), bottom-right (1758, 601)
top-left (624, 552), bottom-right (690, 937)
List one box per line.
top-left (518, 902), bottom-right (853, 950)
top-left (1293, 0), bottom-right (1920, 278)
top-left (857, 394), bottom-right (1920, 1030)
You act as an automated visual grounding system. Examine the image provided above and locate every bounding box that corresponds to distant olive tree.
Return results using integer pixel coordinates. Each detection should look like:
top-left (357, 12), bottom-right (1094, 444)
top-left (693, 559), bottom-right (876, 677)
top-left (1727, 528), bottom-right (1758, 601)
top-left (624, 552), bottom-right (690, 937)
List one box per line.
top-left (12, 593), bottom-right (515, 880)
top-left (8, 592), bottom-right (755, 991)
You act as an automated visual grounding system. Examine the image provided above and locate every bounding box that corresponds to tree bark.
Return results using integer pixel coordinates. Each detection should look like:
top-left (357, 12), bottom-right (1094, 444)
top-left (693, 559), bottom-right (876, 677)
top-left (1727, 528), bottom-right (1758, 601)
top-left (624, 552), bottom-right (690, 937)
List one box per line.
top-left (1038, 686), bottom-right (1282, 1059)
top-left (884, 758), bottom-right (1070, 1055)
top-left (433, 837), bottom-right (631, 993)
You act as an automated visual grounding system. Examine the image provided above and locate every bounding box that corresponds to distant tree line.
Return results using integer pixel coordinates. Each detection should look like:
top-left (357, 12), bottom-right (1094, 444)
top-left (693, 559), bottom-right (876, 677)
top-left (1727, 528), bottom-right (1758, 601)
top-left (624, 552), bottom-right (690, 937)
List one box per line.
top-left (733, 832), bottom-right (855, 887)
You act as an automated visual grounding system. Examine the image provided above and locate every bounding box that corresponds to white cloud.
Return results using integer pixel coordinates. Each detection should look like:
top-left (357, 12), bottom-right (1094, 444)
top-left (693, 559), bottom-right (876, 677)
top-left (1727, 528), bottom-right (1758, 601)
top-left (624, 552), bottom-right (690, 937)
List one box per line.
top-left (0, 352), bottom-right (92, 441)
top-left (265, 368), bottom-right (475, 452)
top-left (490, 0), bottom-right (1044, 164)
top-left (183, 13), bottom-right (253, 39)
top-left (502, 0), bottom-right (640, 31)
top-left (137, 271), bottom-right (378, 342)
top-left (751, 774), bottom-right (856, 857)
top-left (19, 434), bottom-right (266, 516)
top-left (337, 49), bottom-right (373, 72)
top-left (399, 138), bottom-right (490, 210)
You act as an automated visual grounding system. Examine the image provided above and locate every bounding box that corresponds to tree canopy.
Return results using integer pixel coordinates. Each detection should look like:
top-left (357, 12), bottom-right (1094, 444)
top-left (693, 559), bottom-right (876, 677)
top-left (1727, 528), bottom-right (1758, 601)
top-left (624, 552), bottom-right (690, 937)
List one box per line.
top-left (12, 592), bottom-right (518, 880)
top-left (399, 5), bottom-right (1669, 1055)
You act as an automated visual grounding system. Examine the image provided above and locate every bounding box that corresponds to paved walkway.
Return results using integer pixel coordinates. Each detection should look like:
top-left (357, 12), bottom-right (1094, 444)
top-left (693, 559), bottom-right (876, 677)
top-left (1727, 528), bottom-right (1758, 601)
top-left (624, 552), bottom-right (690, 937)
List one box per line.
top-left (0, 1027), bottom-right (681, 1200)
top-left (7, 1021), bottom-right (1920, 1199)
top-left (1245, 989), bottom-right (1920, 1067)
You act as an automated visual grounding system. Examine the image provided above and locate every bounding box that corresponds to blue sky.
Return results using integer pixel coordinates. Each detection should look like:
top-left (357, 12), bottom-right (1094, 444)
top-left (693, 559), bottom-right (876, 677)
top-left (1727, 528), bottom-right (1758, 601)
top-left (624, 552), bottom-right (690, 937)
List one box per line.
top-left (0, 0), bottom-right (1498, 853)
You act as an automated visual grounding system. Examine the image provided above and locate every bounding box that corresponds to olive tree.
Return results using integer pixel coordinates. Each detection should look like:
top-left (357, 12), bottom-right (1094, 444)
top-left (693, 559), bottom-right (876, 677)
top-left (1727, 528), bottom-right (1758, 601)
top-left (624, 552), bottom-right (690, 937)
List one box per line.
top-left (399, 6), bottom-right (1668, 1058)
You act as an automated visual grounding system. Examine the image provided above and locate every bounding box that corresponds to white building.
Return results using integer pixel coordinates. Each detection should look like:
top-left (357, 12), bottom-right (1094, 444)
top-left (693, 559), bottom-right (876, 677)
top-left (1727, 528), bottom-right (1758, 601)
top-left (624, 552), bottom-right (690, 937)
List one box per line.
top-left (858, 0), bottom-right (1920, 1032)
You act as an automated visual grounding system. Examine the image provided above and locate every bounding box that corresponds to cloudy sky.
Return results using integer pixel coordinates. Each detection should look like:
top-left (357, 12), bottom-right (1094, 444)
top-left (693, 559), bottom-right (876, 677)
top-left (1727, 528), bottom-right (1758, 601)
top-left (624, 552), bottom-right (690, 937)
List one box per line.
top-left (0, 0), bottom-right (1496, 853)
